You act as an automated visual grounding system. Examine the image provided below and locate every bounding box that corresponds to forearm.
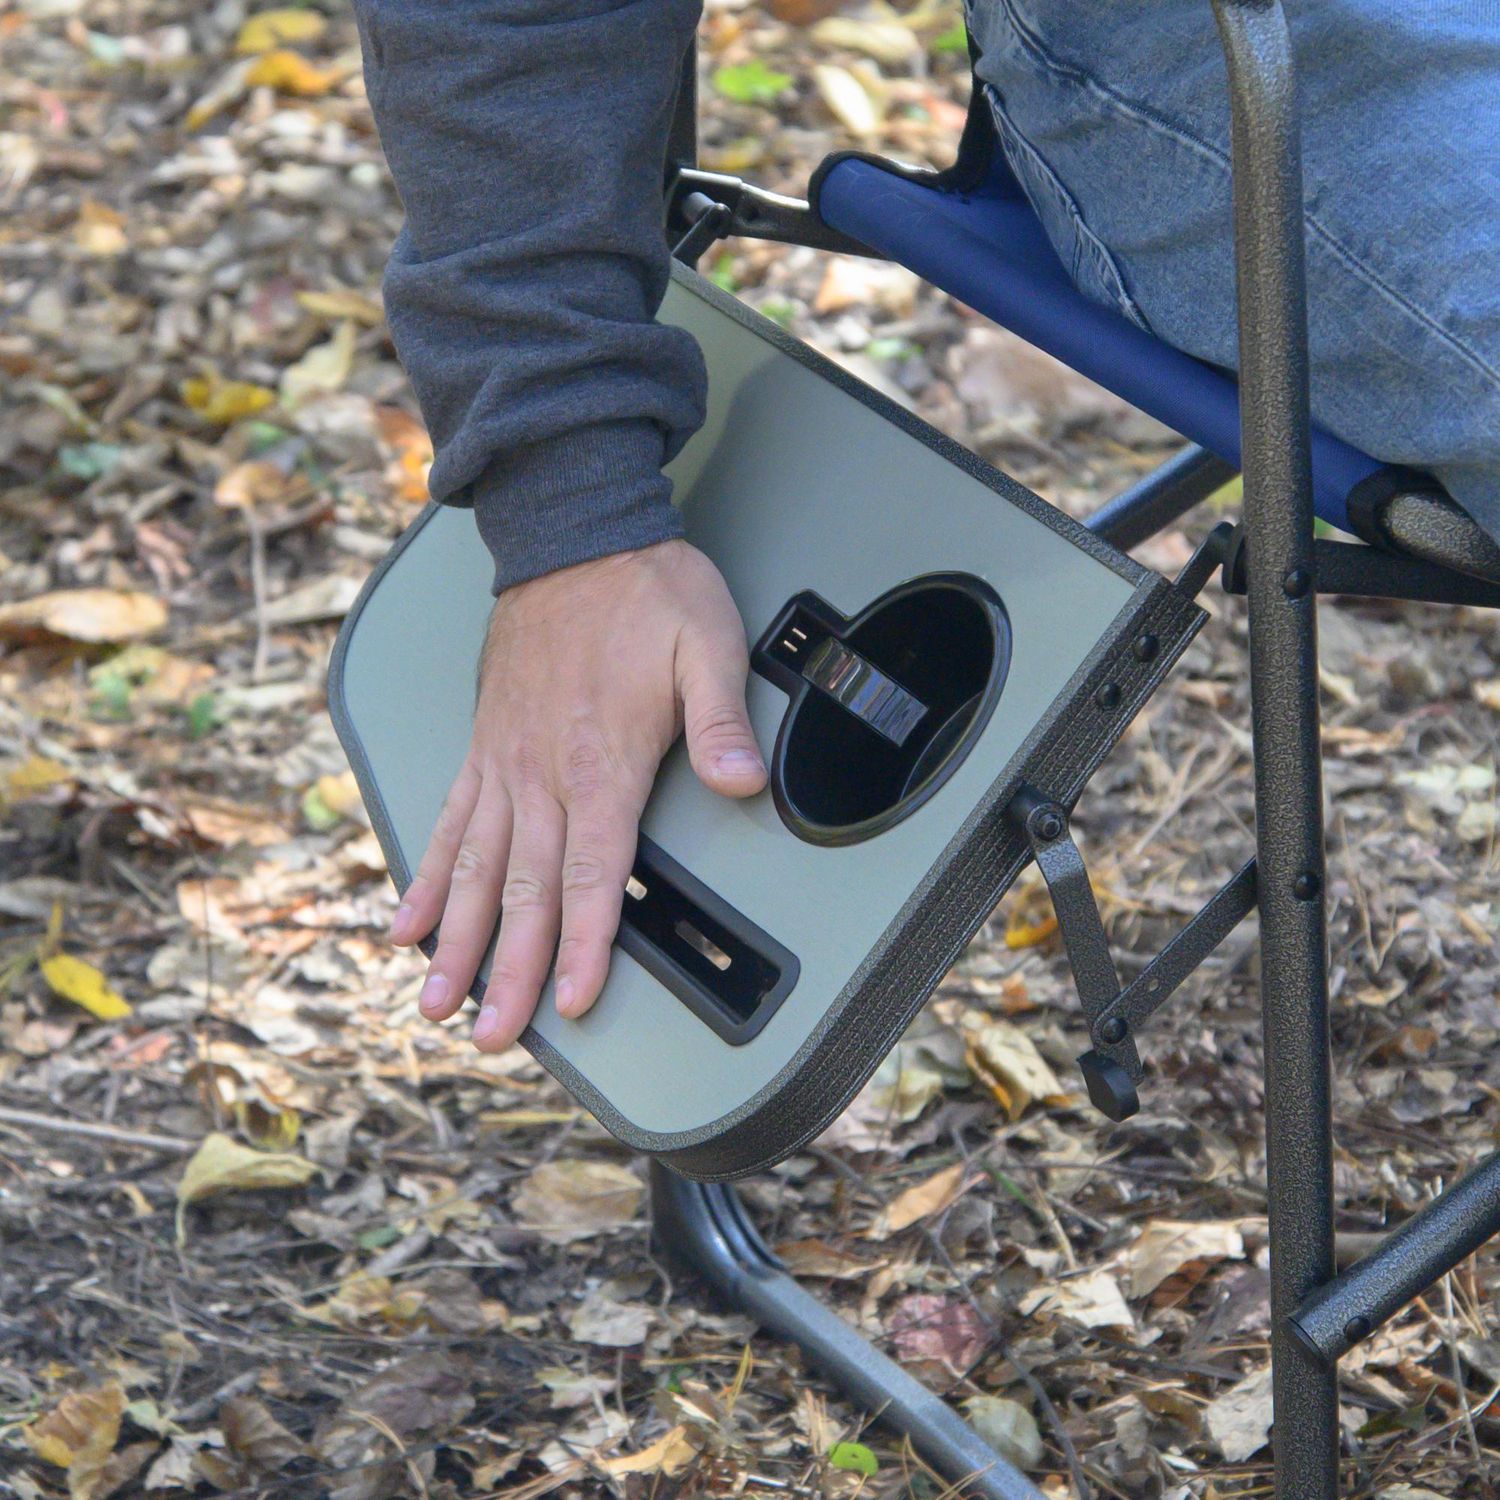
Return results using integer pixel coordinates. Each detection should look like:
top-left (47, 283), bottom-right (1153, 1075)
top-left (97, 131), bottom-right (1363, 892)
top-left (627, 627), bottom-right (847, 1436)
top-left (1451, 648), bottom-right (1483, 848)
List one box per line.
top-left (352, 0), bottom-right (707, 590)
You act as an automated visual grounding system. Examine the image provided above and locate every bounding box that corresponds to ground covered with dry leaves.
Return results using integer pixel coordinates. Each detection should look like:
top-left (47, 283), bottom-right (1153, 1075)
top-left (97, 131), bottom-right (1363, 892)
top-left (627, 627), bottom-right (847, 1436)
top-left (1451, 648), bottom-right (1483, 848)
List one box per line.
top-left (4, 1), bottom-right (1500, 1497)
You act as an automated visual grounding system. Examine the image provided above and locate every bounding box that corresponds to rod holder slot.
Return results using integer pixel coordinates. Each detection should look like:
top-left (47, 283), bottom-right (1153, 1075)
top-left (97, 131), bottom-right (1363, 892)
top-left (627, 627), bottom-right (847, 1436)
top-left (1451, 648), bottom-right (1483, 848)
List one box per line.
top-left (616, 838), bottom-right (799, 1045)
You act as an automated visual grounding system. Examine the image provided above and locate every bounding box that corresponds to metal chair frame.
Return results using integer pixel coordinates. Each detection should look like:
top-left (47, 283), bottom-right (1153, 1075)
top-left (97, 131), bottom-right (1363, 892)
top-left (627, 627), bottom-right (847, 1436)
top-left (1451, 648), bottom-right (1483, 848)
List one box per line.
top-left (650, 5), bottom-right (1500, 1496)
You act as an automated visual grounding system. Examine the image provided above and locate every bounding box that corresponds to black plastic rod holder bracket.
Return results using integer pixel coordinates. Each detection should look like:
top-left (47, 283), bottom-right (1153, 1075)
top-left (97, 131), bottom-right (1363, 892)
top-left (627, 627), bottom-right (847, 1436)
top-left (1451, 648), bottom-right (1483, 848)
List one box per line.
top-left (1010, 787), bottom-right (1142, 1118)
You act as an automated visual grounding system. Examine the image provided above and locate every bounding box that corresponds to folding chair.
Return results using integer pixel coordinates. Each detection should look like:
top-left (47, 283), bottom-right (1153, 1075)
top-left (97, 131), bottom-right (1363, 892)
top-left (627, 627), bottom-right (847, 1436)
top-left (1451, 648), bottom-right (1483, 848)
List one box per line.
top-left (653, 3), bottom-right (1500, 1496)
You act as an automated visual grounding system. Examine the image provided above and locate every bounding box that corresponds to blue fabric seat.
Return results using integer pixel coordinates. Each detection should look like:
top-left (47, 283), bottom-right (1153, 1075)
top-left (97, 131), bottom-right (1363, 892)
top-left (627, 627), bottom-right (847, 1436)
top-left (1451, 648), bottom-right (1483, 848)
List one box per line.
top-left (813, 152), bottom-right (1386, 534)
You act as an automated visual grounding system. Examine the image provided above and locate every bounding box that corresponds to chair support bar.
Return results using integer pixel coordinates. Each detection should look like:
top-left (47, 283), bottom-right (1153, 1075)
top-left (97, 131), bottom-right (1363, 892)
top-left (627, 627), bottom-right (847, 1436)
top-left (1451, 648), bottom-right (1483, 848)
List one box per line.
top-left (1289, 1150), bottom-right (1500, 1365)
top-left (649, 1163), bottom-right (1045, 1500)
top-left (1086, 445), bottom-right (1239, 550)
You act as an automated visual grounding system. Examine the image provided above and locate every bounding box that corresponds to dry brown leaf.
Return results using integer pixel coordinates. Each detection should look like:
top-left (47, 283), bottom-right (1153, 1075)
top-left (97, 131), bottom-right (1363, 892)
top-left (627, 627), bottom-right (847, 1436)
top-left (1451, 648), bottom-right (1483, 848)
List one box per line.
top-left (1205, 1364), bottom-right (1274, 1462)
top-left (73, 199), bottom-right (127, 257)
top-left (221, 1395), bottom-right (308, 1471)
top-left (1018, 1269), bottom-right (1134, 1329)
top-left (1129, 1219), bottom-right (1246, 1300)
top-left (596, 1425), bottom-right (700, 1477)
top-left (214, 459), bottom-right (296, 510)
top-left (812, 63), bottom-right (883, 136)
top-left (0, 589), bottom-right (167, 644)
top-left (511, 1159), bottom-right (644, 1245)
top-left (25, 1384), bottom-right (125, 1495)
top-left (180, 372), bottom-right (277, 424)
top-left (964, 1020), bottom-right (1067, 1119)
top-left (297, 287), bottom-right (384, 325)
top-left (868, 1160), bottom-right (967, 1238)
top-left (809, 16), bottom-right (920, 66)
top-left (280, 320), bottom-right (357, 407)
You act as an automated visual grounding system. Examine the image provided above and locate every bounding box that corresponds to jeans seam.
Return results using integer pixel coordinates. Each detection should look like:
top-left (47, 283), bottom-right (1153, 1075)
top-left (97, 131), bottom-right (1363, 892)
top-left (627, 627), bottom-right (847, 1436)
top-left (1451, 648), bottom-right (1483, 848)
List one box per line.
top-left (981, 83), bottom-right (1153, 331)
top-left (992, 0), bottom-right (1500, 396)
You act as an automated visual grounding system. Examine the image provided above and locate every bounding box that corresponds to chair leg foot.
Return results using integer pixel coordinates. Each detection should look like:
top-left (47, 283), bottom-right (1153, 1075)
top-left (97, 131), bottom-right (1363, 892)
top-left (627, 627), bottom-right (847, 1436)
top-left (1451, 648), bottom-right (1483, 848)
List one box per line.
top-left (649, 1162), bottom-right (1045, 1500)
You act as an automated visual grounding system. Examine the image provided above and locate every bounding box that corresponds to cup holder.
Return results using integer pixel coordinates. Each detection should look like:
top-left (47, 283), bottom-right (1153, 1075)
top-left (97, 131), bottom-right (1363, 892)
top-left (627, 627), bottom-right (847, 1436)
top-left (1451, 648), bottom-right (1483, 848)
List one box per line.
top-left (752, 574), bottom-right (1011, 845)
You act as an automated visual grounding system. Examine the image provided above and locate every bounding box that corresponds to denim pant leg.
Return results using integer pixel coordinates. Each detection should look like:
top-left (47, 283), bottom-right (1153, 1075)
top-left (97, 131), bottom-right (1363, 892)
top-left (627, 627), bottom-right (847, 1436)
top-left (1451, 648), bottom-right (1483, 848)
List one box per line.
top-left (967, 0), bottom-right (1500, 538)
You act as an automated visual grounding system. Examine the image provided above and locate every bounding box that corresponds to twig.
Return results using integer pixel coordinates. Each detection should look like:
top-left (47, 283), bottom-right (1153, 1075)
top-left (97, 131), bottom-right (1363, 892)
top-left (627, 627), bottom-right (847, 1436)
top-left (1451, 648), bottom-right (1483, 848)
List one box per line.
top-left (348, 1407), bottom-right (431, 1498)
top-left (0, 1104), bottom-right (196, 1154)
top-left (245, 500), bottom-right (270, 683)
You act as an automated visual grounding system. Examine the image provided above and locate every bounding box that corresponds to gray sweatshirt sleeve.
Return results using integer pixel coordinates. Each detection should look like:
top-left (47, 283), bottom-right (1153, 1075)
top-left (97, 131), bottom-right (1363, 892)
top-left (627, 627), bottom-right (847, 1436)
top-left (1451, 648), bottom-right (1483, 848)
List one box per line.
top-left (351, 0), bottom-right (707, 591)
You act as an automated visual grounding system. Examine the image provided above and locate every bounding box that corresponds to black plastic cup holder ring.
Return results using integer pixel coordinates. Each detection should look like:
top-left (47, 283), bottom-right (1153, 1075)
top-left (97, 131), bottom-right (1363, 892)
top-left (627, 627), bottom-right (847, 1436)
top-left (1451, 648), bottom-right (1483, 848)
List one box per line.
top-left (752, 573), bottom-right (1012, 846)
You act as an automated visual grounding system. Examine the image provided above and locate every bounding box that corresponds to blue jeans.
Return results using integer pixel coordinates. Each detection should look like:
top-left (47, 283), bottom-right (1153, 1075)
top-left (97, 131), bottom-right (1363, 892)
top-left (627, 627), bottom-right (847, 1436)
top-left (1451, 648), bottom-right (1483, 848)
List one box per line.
top-left (968, 0), bottom-right (1500, 536)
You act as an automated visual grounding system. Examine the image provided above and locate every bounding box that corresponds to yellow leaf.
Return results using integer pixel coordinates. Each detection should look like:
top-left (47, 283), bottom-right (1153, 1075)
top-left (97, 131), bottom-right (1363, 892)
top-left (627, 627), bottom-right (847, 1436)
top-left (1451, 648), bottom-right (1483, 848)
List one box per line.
top-left (176, 1131), bottom-right (317, 1243)
top-left (5, 755), bottom-right (73, 800)
top-left (0, 589), bottom-right (167, 645)
top-left (246, 48), bottom-right (341, 96)
top-left (235, 8), bottom-right (328, 53)
top-left (234, 1097), bottom-right (301, 1151)
top-left (25, 1384), bottom-right (125, 1471)
top-left (1004, 912), bottom-right (1058, 949)
top-left (181, 374), bottom-right (276, 425)
top-left (42, 953), bottom-right (132, 1022)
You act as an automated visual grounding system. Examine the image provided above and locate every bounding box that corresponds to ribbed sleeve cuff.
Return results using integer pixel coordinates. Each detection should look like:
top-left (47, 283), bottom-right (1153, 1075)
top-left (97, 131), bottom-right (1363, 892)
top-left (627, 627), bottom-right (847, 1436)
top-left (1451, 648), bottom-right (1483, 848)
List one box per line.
top-left (465, 420), bottom-right (686, 593)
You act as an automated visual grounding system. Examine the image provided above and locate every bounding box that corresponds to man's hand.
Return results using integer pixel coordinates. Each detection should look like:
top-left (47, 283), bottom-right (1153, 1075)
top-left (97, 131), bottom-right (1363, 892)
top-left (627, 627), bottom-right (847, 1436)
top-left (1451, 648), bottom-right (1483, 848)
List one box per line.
top-left (389, 540), bottom-right (766, 1051)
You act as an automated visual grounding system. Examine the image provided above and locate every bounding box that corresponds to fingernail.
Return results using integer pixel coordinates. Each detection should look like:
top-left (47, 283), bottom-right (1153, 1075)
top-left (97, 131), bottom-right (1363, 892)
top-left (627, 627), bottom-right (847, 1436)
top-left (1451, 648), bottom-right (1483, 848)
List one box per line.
top-left (556, 976), bottom-right (576, 1016)
top-left (418, 973), bottom-right (448, 1013)
top-left (390, 903), bottom-right (415, 943)
top-left (472, 1007), bottom-right (500, 1044)
top-left (716, 748), bottom-right (764, 776)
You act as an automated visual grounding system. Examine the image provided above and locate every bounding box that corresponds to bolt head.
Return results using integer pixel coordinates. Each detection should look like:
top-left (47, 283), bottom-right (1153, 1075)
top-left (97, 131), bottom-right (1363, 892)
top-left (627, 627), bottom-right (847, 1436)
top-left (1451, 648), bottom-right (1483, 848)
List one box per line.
top-left (1099, 1017), bottom-right (1128, 1046)
top-left (1293, 871), bottom-right (1322, 901)
top-left (1094, 682), bottom-right (1122, 710)
top-left (1283, 567), bottom-right (1313, 598)
top-left (1034, 810), bottom-right (1064, 842)
top-left (1133, 633), bottom-right (1160, 662)
top-left (1343, 1314), bottom-right (1372, 1345)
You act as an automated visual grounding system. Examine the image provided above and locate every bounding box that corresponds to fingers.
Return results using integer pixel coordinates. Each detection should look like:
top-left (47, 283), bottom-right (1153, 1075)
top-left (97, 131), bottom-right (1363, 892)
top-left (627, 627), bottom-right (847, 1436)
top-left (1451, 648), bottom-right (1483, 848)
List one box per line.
top-left (553, 767), bottom-right (649, 1022)
top-left (391, 759), bottom-right (481, 947)
top-left (418, 785), bottom-right (513, 1023)
top-left (679, 636), bottom-right (767, 799)
top-left (471, 788), bottom-right (566, 1052)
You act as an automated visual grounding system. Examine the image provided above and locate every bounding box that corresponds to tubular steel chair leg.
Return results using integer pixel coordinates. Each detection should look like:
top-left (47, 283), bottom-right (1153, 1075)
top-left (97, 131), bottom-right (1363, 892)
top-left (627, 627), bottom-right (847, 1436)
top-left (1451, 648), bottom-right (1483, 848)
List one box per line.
top-left (650, 1163), bottom-right (1044, 1500)
top-left (1213, 2), bottom-right (1339, 1496)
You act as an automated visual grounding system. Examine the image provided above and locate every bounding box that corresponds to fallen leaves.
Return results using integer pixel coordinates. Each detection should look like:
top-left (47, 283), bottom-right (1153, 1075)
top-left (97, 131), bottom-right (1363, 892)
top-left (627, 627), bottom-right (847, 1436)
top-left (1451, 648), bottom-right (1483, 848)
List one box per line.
top-left (0, 588), bottom-right (167, 644)
top-left (235, 9), bottom-right (328, 55)
top-left (179, 372), bottom-right (277, 425)
top-left (1128, 1218), bottom-right (1246, 1301)
top-left (964, 1019), bottom-right (1068, 1119)
top-left (511, 1159), bottom-right (644, 1245)
top-left (41, 952), bottom-right (132, 1022)
top-left (1205, 1363), bottom-right (1274, 1462)
top-left (175, 1131), bottom-right (317, 1242)
top-left (1019, 1269), bottom-right (1134, 1330)
top-left (868, 1160), bottom-right (968, 1237)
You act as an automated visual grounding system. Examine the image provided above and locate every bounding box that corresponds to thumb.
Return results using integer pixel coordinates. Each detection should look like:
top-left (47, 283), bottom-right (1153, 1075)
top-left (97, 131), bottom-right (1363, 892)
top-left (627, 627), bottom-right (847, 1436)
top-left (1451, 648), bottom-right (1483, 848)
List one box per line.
top-left (679, 641), bottom-right (767, 799)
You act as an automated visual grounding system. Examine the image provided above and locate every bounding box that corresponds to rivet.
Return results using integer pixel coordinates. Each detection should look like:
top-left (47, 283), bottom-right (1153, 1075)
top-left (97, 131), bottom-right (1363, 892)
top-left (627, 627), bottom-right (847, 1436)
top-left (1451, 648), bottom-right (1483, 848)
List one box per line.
top-left (1095, 682), bottom-right (1122, 710)
top-left (1099, 1017), bottom-right (1128, 1046)
top-left (1282, 567), bottom-right (1312, 598)
top-left (1343, 1314), bottom-right (1371, 1345)
top-left (1293, 871), bottom-right (1321, 901)
top-left (1133, 632), bottom-right (1160, 662)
